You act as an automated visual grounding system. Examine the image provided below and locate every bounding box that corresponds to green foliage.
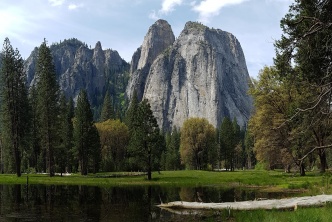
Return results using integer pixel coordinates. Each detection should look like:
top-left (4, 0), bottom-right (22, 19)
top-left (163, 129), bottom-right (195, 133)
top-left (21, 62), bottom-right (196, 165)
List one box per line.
top-left (100, 90), bottom-right (114, 122)
top-left (35, 39), bottom-right (60, 177)
top-left (28, 85), bottom-right (41, 172)
top-left (162, 128), bottom-right (181, 171)
top-left (220, 117), bottom-right (240, 171)
top-left (180, 117), bottom-right (217, 170)
top-left (244, 128), bottom-right (256, 169)
top-left (127, 99), bottom-right (161, 180)
top-left (124, 89), bottom-right (139, 130)
top-left (55, 94), bottom-right (75, 175)
top-left (271, 0), bottom-right (332, 174)
top-left (0, 38), bottom-right (30, 176)
top-left (73, 90), bottom-right (101, 175)
top-left (95, 119), bottom-right (129, 172)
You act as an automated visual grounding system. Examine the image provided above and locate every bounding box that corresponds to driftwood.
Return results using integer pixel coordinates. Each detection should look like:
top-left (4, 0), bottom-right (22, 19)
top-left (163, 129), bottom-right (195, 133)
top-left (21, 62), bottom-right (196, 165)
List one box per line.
top-left (158, 194), bottom-right (332, 211)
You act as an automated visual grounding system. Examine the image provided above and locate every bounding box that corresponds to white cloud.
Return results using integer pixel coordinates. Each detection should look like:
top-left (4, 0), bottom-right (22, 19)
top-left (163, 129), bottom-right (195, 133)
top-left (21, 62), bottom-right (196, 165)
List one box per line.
top-left (68, 3), bottom-right (83, 10)
top-left (149, 10), bottom-right (160, 20)
top-left (49, 0), bottom-right (65, 7)
top-left (160, 0), bottom-right (183, 14)
top-left (192, 0), bottom-right (248, 23)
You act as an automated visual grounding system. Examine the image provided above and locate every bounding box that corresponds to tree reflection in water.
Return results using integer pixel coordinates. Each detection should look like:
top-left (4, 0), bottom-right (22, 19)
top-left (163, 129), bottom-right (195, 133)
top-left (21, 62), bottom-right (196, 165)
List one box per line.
top-left (0, 184), bottom-right (302, 221)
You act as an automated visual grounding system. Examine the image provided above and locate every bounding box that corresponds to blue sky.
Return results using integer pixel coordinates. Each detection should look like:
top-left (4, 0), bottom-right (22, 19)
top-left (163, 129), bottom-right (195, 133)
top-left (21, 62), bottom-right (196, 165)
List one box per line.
top-left (0, 0), bottom-right (293, 78)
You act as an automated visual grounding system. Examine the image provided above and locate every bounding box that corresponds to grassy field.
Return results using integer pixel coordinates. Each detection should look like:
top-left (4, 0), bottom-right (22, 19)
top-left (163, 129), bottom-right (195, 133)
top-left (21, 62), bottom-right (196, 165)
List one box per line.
top-left (0, 170), bottom-right (331, 192)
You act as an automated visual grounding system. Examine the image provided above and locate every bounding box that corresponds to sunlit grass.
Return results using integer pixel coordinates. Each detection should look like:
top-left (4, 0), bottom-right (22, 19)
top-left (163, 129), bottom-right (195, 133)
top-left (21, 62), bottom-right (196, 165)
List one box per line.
top-left (0, 170), bottom-right (331, 194)
top-left (232, 202), bottom-right (332, 222)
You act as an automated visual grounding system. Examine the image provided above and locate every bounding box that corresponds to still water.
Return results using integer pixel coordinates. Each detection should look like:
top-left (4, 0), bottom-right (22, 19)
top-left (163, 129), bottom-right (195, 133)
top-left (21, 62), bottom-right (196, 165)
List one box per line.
top-left (0, 184), bottom-right (300, 221)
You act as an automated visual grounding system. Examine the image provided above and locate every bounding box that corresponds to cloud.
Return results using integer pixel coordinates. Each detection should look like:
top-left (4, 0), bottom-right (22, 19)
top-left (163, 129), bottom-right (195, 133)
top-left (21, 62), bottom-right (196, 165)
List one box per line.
top-left (160, 0), bottom-right (183, 14)
top-left (149, 10), bottom-right (160, 20)
top-left (68, 3), bottom-right (83, 10)
top-left (192, 0), bottom-right (248, 23)
top-left (49, 0), bottom-right (65, 7)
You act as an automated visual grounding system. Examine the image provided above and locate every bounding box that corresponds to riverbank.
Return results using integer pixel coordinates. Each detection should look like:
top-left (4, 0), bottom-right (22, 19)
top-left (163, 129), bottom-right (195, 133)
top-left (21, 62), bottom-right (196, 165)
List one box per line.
top-left (0, 170), bottom-right (331, 193)
top-left (0, 170), bottom-right (332, 190)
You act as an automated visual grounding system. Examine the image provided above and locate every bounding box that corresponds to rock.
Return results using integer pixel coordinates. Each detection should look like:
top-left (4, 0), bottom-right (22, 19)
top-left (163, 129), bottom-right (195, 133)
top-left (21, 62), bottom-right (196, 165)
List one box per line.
top-left (24, 38), bottom-right (130, 106)
top-left (126, 19), bottom-right (175, 101)
top-left (127, 21), bottom-right (253, 130)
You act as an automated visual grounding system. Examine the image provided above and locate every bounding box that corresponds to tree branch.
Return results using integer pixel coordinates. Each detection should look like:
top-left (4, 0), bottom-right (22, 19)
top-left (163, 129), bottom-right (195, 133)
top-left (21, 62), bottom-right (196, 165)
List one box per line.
top-left (298, 144), bottom-right (332, 162)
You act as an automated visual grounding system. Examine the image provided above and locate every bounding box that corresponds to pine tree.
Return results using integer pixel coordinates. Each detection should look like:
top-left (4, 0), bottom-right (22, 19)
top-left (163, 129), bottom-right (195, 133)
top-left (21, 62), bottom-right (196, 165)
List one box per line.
top-left (57, 94), bottom-right (74, 175)
top-left (128, 99), bottom-right (160, 180)
top-left (0, 38), bottom-right (30, 176)
top-left (100, 91), bottom-right (113, 122)
top-left (35, 39), bottom-right (59, 177)
top-left (73, 90), bottom-right (100, 175)
top-left (220, 117), bottom-right (234, 171)
top-left (29, 85), bottom-right (41, 172)
top-left (165, 128), bottom-right (181, 170)
top-left (125, 90), bottom-right (139, 131)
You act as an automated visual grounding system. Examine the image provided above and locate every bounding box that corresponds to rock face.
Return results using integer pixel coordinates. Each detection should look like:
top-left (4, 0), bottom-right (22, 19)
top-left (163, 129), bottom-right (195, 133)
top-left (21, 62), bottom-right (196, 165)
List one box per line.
top-left (127, 21), bottom-right (253, 130)
top-left (127, 19), bottom-right (175, 101)
top-left (25, 38), bottom-right (130, 106)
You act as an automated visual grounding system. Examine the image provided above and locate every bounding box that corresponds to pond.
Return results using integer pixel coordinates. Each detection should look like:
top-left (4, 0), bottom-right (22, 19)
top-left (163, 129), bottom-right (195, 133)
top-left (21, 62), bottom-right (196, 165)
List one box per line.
top-left (0, 184), bottom-right (302, 221)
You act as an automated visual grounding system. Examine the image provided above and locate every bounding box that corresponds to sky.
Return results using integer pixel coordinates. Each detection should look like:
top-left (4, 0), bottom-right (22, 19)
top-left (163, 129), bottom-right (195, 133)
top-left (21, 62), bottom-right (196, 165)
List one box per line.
top-left (0, 0), bottom-right (293, 78)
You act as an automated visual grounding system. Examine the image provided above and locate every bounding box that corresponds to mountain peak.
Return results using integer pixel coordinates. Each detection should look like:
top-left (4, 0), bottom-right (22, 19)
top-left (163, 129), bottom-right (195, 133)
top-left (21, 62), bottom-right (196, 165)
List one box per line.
top-left (126, 18), bottom-right (176, 101)
top-left (127, 20), bottom-right (253, 130)
top-left (95, 41), bottom-right (102, 50)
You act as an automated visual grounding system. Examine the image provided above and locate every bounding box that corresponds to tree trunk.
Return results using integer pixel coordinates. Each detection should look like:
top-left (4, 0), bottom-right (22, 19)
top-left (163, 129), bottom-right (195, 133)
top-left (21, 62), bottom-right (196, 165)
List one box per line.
top-left (285, 165), bottom-right (291, 173)
top-left (300, 162), bottom-right (305, 176)
top-left (318, 149), bottom-right (327, 173)
top-left (14, 147), bottom-right (21, 177)
top-left (147, 149), bottom-right (152, 180)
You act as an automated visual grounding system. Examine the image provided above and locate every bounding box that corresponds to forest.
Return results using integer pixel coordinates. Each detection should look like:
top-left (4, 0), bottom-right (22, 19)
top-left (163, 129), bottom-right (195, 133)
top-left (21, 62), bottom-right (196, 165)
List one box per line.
top-left (0, 0), bottom-right (331, 179)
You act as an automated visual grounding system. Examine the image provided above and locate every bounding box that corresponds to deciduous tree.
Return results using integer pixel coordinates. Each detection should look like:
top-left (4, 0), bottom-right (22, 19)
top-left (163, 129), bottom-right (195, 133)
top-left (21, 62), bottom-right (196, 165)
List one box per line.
top-left (180, 118), bottom-right (217, 170)
top-left (95, 119), bottom-right (129, 171)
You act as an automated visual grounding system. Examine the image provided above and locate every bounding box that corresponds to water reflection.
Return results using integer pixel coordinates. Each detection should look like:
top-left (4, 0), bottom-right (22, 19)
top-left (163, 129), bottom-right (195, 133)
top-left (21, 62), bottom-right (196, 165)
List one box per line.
top-left (0, 184), bottom-right (301, 221)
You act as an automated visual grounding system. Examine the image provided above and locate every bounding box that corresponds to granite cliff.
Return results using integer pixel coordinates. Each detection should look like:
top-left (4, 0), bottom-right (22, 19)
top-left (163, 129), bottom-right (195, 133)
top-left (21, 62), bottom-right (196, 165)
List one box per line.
top-left (24, 38), bottom-right (130, 116)
top-left (127, 20), bottom-right (253, 130)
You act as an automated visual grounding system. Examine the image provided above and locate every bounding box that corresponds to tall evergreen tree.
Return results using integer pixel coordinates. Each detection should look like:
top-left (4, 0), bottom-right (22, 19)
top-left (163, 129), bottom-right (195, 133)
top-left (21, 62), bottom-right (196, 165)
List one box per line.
top-left (57, 94), bottom-right (74, 175)
top-left (100, 91), bottom-right (113, 122)
top-left (125, 90), bottom-right (139, 131)
top-left (35, 39), bottom-right (59, 177)
top-left (128, 99), bottom-right (160, 180)
top-left (0, 38), bottom-right (30, 176)
top-left (220, 117), bottom-right (235, 171)
top-left (0, 38), bottom-right (29, 176)
top-left (164, 128), bottom-right (181, 170)
top-left (73, 90), bottom-right (100, 175)
top-left (28, 85), bottom-right (41, 172)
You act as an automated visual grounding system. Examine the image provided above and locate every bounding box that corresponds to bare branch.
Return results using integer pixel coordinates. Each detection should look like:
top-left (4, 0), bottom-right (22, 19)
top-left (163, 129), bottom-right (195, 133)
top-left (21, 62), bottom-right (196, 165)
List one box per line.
top-left (298, 144), bottom-right (332, 162)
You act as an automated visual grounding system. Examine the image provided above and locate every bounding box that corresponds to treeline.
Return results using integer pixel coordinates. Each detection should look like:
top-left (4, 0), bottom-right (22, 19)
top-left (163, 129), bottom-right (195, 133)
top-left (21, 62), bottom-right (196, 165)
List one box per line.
top-left (247, 0), bottom-right (332, 175)
top-left (0, 38), bottom-right (252, 179)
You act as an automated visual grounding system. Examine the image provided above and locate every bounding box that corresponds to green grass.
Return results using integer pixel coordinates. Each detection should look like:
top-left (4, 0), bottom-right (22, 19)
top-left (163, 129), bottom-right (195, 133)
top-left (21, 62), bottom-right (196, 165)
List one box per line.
top-left (232, 203), bottom-right (332, 222)
top-left (0, 170), bottom-right (331, 193)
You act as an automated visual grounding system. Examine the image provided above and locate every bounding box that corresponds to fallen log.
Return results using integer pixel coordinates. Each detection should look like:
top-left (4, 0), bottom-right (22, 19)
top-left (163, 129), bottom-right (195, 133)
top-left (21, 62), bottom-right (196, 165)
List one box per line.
top-left (158, 194), bottom-right (332, 211)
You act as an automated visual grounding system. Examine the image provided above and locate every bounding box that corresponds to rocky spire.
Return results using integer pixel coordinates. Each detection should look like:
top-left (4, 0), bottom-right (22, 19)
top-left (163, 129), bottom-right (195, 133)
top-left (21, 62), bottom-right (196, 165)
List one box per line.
top-left (127, 19), bottom-right (175, 101)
